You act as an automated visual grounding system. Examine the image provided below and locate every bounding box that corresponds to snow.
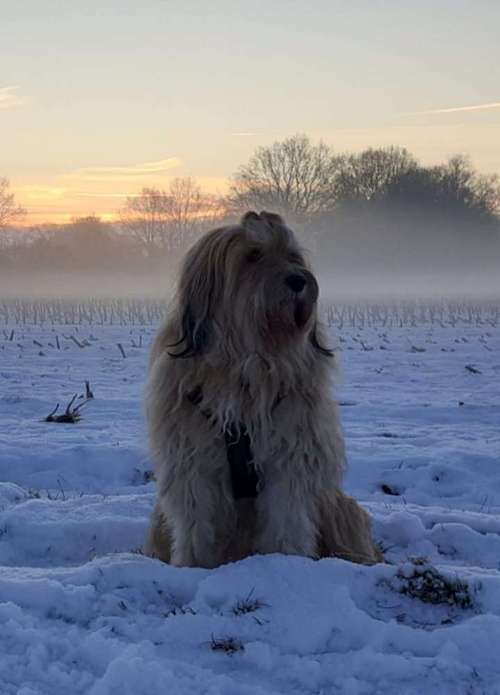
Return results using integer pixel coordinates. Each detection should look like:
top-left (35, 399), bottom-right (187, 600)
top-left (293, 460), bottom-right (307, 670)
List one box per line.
top-left (1, 314), bottom-right (500, 694)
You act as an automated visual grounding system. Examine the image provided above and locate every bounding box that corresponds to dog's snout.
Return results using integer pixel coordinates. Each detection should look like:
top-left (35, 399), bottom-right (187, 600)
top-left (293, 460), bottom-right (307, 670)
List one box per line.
top-left (285, 273), bottom-right (307, 293)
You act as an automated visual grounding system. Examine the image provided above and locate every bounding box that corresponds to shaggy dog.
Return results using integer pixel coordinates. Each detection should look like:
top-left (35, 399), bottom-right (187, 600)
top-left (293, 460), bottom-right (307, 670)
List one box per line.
top-left (145, 211), bottom-right (381, 568)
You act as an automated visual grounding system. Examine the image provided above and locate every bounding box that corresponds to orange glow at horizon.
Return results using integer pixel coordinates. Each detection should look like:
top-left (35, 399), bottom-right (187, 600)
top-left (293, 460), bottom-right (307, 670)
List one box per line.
top-left (19, 210), bottom-right (120, 226)
top-left (12, 172), bottom-right (231, 226)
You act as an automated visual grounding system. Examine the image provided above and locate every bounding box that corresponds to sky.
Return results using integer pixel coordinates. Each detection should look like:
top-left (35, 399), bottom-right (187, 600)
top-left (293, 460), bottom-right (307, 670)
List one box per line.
top-left (1, 0), bottom-right (500, 225)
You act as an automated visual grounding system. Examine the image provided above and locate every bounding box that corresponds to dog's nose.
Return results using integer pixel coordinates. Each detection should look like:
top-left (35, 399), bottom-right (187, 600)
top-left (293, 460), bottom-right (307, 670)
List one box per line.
top-left (285, 273), bottom-right (307, 293)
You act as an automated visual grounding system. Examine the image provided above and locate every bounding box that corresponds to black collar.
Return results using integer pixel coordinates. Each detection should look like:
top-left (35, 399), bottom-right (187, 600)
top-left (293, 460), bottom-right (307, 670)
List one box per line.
top-left (224, 424), bottom-right (260, 499)
top-left (187, 386), bottom-right (268, 500)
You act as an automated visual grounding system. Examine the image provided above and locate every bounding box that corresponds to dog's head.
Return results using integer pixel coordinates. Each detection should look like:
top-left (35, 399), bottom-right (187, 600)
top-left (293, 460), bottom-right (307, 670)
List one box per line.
top-left (170, 211), bottom-right (331, 358)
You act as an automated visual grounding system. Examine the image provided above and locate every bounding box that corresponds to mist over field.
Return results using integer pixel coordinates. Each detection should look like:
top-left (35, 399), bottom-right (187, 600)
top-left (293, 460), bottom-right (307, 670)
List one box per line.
top-left (0, 254), bottom-right (499, 304)
top-left (0, 269), bottom-right (176, 300)
top-left (1, 223), bottom-right (499, 304)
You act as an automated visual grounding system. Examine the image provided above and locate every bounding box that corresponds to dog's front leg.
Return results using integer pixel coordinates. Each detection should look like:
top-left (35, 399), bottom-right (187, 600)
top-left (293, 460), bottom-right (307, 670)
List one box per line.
top-left (254, 475), bottom-right (320, 558)
top-left (161, 475), bottom-right (234, 569)
top-left (170, 514), bottom-right (217, 569)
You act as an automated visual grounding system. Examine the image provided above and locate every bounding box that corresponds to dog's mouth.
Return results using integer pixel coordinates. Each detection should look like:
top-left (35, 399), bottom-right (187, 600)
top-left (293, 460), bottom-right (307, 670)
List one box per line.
top-left (294, 299), bottom-right (314, 329)
top-left (293, 272), bottom-right (318, 329)
top-left (266, 295), bottom-right (317, 334)
top-left (262, 270), bottom-right (319, 335)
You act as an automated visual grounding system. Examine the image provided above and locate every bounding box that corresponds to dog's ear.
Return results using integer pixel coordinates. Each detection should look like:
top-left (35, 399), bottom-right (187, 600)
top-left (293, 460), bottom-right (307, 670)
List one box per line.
top-left (259, 211), bottom-right (285, 228)
top-left (241, 211), bottom-right (287, 231)
top-left (309, 323), bottom-right (334, 357)
top-left (168, 304), bottom-right (211, 358)
top-left (168, 232), bottom-right (226, 358)
top-left (240, 211), bottom-right (262, 230)
top-left (241, 211), bottom-right (289, 245)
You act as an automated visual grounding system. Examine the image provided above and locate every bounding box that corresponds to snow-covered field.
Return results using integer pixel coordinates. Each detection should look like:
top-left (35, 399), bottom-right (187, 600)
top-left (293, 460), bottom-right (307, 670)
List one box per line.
top-left (1, 303), bottom-right (500, 694)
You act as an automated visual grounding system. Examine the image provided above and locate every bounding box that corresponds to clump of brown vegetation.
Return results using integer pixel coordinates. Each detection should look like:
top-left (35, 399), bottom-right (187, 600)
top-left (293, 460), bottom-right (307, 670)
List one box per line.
top-left (395, 557), bottom-right (473, 608)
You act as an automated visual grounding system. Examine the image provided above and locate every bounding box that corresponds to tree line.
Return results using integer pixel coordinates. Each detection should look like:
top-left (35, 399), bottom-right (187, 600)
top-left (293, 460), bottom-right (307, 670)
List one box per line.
top-left (1, 135), bottom-right (499, 276)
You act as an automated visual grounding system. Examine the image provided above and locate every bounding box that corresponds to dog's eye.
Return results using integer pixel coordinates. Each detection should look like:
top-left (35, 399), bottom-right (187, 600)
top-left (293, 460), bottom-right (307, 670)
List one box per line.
top-left (288, 252), bottom-right (303, 264)
top-left (246, 249), bottom-right (263, 263)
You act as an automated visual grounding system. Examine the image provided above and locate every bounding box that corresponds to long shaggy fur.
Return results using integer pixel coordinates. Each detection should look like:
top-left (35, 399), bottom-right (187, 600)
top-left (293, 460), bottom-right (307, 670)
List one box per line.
top-left (145, 211), bottom-right (382, 568)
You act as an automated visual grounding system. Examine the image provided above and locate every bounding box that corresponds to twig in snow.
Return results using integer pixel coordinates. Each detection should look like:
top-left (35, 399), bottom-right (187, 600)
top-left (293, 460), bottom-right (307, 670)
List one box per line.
top-left (45, 394), bottom-right (90, 423)
top-left (465, 364), bottom-right (481, 374)
top-left (68, 335), bottom-right (86, 348)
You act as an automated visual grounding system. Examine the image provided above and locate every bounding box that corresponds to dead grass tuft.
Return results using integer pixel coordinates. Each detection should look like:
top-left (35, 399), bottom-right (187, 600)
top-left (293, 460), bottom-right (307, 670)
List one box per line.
top-left (210, 635), bottom-right (244, 654)
top-left (396, 557), bottom-right (473, 608)
top-left (232, 589), bottom-right (268, 616)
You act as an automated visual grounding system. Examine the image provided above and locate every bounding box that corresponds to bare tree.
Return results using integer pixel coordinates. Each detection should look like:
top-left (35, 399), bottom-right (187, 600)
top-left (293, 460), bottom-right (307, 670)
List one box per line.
top-left (229, 134), bottom-right (342, 221)
top-left (436, 155), bottom-right (500, 220)
top-left (164, 177), bottom-right (224, 249)
top-left (335, 147), bottom-right (418, 204)
top-left (377, 154), bottom-right (500, 221)
top-left (0, 177), bottom-right (26, 229)
top-left (63, 216), bottom-right (118, 269)
top-left (120, 177), bottom-right (225, 258)
top-left (120, 187), bottom-right (170, 257)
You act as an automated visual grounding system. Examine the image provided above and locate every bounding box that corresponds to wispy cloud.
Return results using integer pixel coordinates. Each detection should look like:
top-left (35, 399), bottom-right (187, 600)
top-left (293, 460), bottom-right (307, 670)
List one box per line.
top-left (0, 85), bottom-right (25, 110)
top-left (17, 185), bottom-right (67, 200)
top-left (75, 192), bottom-right (140, 198)
top-left (72, 157), bottom-right (182, 182)
top-left (402, 101), bottom-right (500, 117)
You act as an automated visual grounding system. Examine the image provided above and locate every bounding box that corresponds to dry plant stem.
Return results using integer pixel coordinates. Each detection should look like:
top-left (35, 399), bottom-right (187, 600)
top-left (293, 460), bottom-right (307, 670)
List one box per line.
top-left (45, 394), bottom-right (90, 423)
